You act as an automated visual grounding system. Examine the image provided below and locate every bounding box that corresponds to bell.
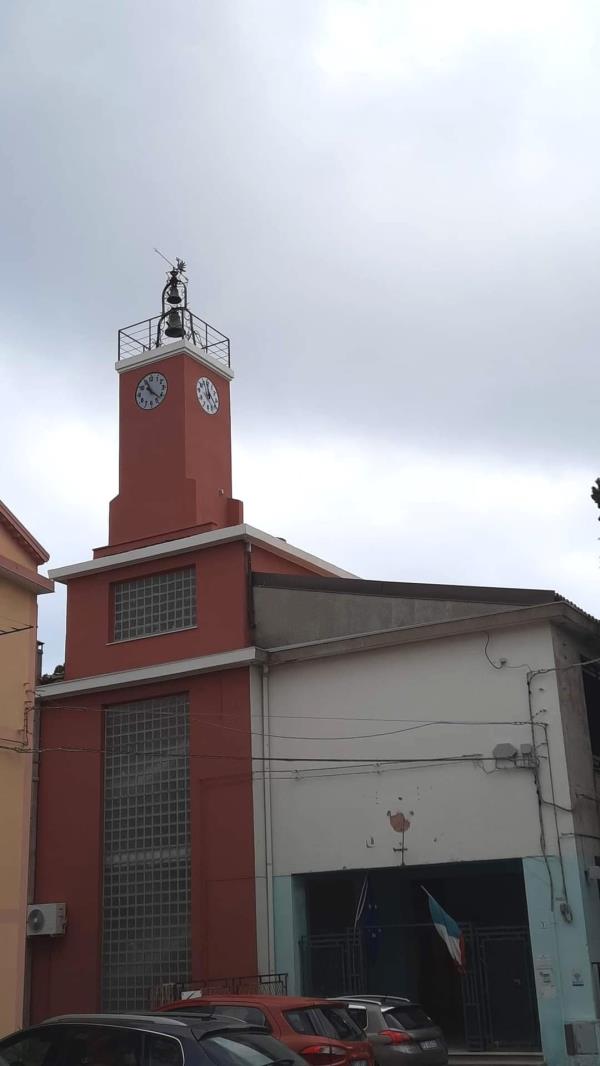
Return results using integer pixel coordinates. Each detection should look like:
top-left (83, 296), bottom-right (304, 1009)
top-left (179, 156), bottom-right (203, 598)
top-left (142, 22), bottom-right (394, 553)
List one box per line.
top-left (166, 279), bottom-right (181, 305)
top-left (165, 309), bottom-right (184, 338)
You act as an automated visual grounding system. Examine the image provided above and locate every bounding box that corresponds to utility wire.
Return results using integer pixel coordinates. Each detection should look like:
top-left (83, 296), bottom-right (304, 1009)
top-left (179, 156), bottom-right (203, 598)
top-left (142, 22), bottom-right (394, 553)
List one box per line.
top-left (0, 743), bottom-right (488, 764)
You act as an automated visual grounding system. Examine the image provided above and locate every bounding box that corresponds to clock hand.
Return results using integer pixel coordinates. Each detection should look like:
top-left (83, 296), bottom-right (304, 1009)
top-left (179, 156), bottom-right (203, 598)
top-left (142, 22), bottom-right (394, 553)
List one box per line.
top-left (146, 381), bottom-right (159, 398)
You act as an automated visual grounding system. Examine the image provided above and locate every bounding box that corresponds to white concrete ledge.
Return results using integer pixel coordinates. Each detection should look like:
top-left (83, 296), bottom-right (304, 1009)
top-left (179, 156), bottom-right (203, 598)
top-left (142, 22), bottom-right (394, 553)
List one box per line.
top-left (49, 524), bottom-right (355, 583)
top-left (37, 646), bottom-right (266, 699)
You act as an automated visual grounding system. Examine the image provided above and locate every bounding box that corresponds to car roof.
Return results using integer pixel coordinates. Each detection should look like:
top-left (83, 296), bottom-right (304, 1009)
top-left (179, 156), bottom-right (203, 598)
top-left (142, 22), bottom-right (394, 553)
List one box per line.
top-left (166, 996), bottom-right (343, 1010)
top-left (334, 996), bottom-right (414, 1006)
top-left (38, 1013), bottom-right (259, 1035)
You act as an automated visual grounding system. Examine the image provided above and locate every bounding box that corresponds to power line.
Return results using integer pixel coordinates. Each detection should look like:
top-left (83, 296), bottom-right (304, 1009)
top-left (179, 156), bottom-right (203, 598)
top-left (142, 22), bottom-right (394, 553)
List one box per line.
top-left (0, 742), bottom-right (488, 765)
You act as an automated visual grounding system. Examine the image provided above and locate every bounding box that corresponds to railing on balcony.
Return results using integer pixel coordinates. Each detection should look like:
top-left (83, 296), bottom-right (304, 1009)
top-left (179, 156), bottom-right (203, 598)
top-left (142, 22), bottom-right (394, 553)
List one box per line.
top-left (150, 972), bottom-right (288, 1008)
top-left (118, 311), bottom-right (230, 367)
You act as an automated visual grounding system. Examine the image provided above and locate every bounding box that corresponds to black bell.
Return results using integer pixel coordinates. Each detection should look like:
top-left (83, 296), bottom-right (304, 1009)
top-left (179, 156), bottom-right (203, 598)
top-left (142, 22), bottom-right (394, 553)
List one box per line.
top-left (165, 309), bottom-right (184, 338)
top-left (166, 277), bottom-right (182, 305)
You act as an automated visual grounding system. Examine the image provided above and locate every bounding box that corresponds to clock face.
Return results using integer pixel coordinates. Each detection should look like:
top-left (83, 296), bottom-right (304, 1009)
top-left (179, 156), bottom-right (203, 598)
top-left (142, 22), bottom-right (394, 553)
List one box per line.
top-left (196, 376), bottom-right (219, 415)
top-left (136, 372), bottom-right (167, 410)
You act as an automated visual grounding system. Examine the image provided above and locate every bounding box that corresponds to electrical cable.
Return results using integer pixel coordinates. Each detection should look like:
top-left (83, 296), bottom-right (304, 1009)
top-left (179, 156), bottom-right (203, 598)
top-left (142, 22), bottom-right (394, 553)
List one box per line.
top-left (0, 743), bottom-right (488, 764)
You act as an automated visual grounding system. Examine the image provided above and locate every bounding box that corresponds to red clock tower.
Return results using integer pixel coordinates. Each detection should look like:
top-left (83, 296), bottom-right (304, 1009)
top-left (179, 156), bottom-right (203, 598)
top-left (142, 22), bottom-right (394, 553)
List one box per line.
top-left (108, 263), bottom-right (243, 548)
top-left (30, 265), bottom-right (347, 1020)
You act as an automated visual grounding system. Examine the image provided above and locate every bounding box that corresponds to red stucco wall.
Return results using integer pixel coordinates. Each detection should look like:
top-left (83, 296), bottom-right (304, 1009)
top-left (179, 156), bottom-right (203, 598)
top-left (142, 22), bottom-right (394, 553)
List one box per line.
top-left (31, 667), bottom-right (257, 1020)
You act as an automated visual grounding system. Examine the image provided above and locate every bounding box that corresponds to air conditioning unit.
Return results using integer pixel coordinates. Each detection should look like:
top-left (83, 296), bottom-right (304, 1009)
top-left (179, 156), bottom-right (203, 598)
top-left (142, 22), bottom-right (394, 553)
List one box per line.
top-left (26, 903), bottom-right (67, 937)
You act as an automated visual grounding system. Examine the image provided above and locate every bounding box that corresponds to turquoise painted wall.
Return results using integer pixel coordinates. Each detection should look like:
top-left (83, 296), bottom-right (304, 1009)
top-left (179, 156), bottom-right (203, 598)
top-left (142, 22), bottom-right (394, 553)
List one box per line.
top-left (523, 855), bottom-right (598, 1066)
top-left (273, 874), bottom-right (307, 994)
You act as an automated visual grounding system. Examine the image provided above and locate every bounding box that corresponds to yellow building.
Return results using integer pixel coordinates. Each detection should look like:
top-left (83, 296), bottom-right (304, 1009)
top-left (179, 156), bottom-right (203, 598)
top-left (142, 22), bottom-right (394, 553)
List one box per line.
top-left (0, 501), bottom-right (53, 1036)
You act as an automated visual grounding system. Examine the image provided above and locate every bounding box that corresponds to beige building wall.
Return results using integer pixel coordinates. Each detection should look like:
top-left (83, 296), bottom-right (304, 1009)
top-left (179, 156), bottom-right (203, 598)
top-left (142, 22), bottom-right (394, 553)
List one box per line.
top-left (0, 510), bottom-right (52, 1037)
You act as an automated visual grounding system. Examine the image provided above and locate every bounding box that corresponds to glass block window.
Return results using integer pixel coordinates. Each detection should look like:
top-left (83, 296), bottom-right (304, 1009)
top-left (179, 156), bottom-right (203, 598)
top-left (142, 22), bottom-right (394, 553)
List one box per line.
top-left (113, 566), bottom-right (196, 642)
top-left (101, 694), bottom-right (191, 1011)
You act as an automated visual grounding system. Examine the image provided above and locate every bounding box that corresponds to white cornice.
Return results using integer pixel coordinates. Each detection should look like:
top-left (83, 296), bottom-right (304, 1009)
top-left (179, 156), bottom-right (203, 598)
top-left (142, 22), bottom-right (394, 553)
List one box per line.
top-left (115, 340), bottom-right (234, 381)
top-left (48, 524), bottom-right (355, 582)
top-left (37, 646), bottom-right (266, 699)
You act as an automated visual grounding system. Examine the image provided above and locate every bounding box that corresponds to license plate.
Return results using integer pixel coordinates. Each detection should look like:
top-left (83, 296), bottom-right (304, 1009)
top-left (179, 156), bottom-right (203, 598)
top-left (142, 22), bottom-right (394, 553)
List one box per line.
top-left (419, 1041), bottom-right (439, 1050)
top-left (352, 1060), bottom-right (369, 1066)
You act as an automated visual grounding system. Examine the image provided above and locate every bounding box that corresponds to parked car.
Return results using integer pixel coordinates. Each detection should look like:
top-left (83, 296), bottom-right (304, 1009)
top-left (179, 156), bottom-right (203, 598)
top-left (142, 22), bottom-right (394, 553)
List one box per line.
top-left (331, 996), bottom-right (447, 1065)
top-left (0, 1012), bottom-right (308, 1066)
top-left (160, 995), bottom-right (374, 1066)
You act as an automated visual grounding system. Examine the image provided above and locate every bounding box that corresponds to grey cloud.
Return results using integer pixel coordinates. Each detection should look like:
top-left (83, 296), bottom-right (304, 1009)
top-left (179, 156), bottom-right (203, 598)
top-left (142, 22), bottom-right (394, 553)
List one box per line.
top-left (2, 0), bottom-right (600, 666)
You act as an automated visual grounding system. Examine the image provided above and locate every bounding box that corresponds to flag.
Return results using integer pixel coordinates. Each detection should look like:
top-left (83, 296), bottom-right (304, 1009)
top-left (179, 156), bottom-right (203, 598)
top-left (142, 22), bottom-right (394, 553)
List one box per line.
top-left (423, 887), bottom-right (466, 973)
top-left (354, 875), bottom-right (382, 963)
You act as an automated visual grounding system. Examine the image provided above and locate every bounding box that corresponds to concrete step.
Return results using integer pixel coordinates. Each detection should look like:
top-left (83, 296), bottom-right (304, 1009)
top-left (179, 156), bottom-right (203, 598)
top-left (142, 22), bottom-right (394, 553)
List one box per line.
top-left (449, 1054), bottom-right (544, 1066)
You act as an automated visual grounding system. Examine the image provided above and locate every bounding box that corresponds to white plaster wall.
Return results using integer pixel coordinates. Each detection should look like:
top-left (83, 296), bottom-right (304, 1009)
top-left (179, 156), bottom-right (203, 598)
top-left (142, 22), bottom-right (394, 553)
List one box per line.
top-left (256, 623), bottom-right (574, 876)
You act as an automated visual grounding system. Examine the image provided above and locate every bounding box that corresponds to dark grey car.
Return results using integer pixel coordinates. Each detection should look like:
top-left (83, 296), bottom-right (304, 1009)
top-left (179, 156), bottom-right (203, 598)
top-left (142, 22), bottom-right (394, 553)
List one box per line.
top-left (333, 997), bottom-right (447, 1066)
top-left (0, 1012), bottom-right (307, 1066)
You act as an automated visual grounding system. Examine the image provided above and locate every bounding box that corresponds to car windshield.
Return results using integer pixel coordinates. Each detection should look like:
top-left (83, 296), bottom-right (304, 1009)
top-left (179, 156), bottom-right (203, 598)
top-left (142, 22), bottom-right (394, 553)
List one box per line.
top-left (201, 1035), bottom-right (300, 1066)
top-left (382, 1006), bottom-right (433, 1031)
top-left (284, 1007), bottom-right (363, 1041)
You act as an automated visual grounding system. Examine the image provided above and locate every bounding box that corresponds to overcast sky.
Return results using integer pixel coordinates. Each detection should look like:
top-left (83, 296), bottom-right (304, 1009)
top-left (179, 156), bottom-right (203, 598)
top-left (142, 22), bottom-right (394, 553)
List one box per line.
top-left (2, 0), bottom-right (600, 670)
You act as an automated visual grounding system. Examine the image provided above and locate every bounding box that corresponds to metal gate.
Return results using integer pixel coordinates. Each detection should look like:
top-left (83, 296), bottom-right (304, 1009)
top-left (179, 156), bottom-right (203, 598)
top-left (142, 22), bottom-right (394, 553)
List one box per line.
top-left (301, 932), bottom-right (364, 997)
top-left (464, 925), bottom-right (540, 1051)
top-left (301, 923), bottom-right (539, 1052)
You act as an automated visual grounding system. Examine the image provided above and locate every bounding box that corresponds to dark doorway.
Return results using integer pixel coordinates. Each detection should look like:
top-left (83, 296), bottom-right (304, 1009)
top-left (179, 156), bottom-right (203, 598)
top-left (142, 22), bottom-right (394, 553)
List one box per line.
top-left (300, 860), bottom-right (540, 1052)
top-left (479, 930), bottom-right (539, 1049)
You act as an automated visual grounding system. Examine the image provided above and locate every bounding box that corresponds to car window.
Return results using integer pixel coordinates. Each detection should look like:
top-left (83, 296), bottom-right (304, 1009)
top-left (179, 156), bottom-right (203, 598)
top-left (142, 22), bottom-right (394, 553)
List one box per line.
top-left (61, 1025), bottom-right (142, 1066)
top-left (383, 1007), bottom-right (432, 1031)
top-left (201, 1035), bottom-right (290, 1066)
top-left (317, 1008), bottom-right (362, 1041)
top-left (146, 1035), bottom-right (184, 1066)
top-left (283, 1011), bottom-right (317, 1036)
top-left (210, 1006), bottom-right (269, 1028)
top-left (284, 1008), bottom-right (362, 1041)
top-left (0, 1026), bottom-right (65, 1066)
top-left (345, 1008), bottom-right (368, 1032)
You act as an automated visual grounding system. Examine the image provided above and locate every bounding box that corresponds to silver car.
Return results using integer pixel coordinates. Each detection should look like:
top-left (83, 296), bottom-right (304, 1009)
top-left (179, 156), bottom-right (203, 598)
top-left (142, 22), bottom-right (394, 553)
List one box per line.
top-left (333, 996), bottom-right (448, 1065)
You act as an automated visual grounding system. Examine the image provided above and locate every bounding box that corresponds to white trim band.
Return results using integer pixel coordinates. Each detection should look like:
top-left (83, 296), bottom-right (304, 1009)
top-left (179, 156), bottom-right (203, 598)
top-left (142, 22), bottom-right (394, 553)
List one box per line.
top-left (115, 339), bottom-right (234, 381)
top-left (37, 646), bottom-right (266, 699)
top-left (48, 524), bottom-right (355, 582)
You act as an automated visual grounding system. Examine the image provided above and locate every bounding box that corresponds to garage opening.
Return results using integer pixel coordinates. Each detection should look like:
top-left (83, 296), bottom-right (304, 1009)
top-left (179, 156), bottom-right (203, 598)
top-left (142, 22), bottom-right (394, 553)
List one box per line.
top-left (299, 859), bottom-right (539, 1052)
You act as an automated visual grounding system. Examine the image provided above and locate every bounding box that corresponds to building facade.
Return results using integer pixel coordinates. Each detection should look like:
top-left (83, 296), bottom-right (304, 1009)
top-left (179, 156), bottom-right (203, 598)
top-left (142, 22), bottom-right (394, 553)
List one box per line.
top-left (0, 502), bottom-right (53, 1037)
top-left (31, 284), bottom-right (600, 1066)
top-left (250, 574), bottom-right (600, 1065)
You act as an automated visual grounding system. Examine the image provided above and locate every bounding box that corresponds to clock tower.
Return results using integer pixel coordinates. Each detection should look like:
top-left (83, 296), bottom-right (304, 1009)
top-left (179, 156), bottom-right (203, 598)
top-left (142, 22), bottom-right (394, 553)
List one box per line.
top-left (108, 260), bottom-right (243, 550)
top-left (31, 262), bottom-right (350, 1024)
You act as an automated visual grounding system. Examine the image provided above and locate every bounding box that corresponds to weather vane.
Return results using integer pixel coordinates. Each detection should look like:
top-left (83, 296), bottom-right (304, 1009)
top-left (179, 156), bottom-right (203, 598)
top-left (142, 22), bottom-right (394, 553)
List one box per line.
top-left (154, 249), bottom-right (192, 345)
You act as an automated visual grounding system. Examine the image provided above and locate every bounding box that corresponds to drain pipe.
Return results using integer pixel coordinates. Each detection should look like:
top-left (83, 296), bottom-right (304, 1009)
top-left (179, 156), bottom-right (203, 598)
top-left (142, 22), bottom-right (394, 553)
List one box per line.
top-left (261, 663), bottom-right (276, 973)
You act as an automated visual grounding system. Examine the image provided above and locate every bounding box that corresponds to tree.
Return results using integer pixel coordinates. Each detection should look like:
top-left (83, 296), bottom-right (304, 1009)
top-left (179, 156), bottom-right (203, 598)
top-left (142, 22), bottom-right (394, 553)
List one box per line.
top-left (592, 478), bottom-right (600, 517)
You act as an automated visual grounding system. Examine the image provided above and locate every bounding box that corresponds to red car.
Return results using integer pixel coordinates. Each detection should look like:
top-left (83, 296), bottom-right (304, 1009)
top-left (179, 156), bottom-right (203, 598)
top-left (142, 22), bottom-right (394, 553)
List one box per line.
top-left (160, 995), bottom-right (374, 1066)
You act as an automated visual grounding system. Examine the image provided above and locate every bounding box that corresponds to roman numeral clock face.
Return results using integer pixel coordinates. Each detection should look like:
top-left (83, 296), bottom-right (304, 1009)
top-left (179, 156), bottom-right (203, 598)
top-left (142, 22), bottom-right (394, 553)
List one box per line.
top-left (196, 376), bottom-right (219, 414)
top-left (135, 372), bottom-right (167, 409)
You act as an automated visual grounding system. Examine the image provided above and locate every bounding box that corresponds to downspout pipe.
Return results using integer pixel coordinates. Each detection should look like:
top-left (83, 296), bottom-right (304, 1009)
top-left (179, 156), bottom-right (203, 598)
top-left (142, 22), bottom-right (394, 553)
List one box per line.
top-left (262, 663), bottom-right (276, 973)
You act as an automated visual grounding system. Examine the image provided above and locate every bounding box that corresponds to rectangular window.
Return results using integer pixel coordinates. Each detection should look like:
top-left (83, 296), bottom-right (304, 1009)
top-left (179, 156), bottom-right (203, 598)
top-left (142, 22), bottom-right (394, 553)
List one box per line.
top-left (113, 566), bottom-right (196, 642)
top-left (101, 694), bottom-right (191, 1011)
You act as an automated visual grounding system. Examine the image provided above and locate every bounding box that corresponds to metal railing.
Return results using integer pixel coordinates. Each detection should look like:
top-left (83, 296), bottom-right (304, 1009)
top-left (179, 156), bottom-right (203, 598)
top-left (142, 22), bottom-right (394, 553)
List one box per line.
top-left (150, 972), bottom-right (288, 1008)
top-left (118, 310), bottom-right (230, 367)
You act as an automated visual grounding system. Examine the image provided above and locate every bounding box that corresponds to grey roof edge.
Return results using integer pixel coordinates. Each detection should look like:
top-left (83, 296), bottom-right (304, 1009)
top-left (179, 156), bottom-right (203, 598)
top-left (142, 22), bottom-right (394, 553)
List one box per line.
top-left (252, 571), bottom-right (559, 606)
top-left (266, 600), bottom-right (600, 666)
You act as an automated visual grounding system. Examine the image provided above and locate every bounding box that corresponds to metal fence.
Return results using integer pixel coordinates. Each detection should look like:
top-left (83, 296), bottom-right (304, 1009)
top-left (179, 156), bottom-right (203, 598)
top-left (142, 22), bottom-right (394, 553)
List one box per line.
top-left (150, 973), bottom-right (288, 1008)
top-left (118, 311), bottom-right (230, 366)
